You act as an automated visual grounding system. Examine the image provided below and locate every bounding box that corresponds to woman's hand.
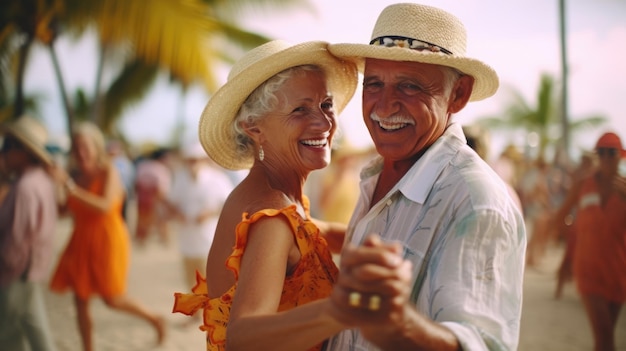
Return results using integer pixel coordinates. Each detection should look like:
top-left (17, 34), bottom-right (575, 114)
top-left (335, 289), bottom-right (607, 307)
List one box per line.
top-left (47, 163), bottom-right (69, 184)
top-left (329, 234), bottom-right (412, 329)
top-left (47, 163), bottom-right (77, 194)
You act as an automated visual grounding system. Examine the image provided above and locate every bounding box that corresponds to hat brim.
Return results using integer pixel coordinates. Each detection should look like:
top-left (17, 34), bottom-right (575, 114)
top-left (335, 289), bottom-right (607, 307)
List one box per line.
top-left (3, 125), bottom-right (52, 166)
top-left (329, 43), bottom-right (499, 102)
top-left (199, 41), bottom-right (358, 170)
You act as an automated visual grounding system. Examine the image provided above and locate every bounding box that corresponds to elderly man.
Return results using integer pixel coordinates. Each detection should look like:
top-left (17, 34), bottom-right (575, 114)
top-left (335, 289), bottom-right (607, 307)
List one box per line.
top-left (0, 116), bottom-right (58, 351)
top-left (326, 3), bottom-right (526, 351)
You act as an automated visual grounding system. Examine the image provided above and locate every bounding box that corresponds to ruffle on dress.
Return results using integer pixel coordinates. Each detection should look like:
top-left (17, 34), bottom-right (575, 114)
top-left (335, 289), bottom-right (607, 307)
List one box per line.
top-left (172, 204), bottom-right (338, 351)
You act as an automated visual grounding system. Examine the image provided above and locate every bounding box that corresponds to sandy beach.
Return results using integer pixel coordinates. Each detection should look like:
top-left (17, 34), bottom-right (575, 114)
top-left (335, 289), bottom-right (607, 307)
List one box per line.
top-left (42, 217), bottom-right (625, 350)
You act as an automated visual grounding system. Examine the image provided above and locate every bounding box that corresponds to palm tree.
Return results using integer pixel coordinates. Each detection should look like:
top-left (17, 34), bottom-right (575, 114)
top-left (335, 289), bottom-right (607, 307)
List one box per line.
top-left (0, 0), bottom-right (56, 119)
top-left (1, 0), bottom-right (309, 138)
top-left (476, 73), bottom-right (606, 162)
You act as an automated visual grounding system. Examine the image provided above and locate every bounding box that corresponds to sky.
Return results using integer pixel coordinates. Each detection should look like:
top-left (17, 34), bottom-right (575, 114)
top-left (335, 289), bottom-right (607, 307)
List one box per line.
top-left (24, 0), bottom-right (626, 161)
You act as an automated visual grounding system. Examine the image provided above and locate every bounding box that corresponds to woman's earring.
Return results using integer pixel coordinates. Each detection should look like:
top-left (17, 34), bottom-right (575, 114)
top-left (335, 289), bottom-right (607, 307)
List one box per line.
top-left (258, 146), bottom-right (264, 161)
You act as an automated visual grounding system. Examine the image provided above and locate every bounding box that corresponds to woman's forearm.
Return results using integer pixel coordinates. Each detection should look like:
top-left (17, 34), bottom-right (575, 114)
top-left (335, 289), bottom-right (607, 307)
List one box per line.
top-left (226, 299), bottom-right (344, 351)
top-left (66, 180), bottom-right (113, 213)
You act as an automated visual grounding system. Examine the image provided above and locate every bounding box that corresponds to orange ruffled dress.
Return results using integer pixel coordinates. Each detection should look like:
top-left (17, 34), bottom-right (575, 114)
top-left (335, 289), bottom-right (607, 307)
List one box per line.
top-left (173, 203), bottom-right (339, 351)
top-left (50, 173), bottom-right (130, 299)
top-left (573, 176), bottom-right (626, 302)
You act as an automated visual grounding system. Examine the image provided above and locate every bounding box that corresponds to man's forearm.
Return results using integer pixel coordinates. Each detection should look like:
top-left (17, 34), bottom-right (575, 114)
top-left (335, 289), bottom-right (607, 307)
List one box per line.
top-left (361, 305), bottom-right (460, 351)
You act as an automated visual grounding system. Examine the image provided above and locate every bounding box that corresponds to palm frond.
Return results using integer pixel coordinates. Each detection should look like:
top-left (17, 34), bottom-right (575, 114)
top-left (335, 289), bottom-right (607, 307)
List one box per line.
top-left (102, 59), bottom-right (159, 133)
top-left (569, 115), bottom-right (607, 130)
top-left (206, 0), bottom-right (314, 20)
top-left (90, 0), bottom-right (217, 91)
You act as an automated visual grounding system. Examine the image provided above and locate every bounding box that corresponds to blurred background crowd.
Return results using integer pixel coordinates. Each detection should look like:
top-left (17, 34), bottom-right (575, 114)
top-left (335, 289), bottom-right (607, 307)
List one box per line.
top-left (1, 0), bottom-right (625, 350)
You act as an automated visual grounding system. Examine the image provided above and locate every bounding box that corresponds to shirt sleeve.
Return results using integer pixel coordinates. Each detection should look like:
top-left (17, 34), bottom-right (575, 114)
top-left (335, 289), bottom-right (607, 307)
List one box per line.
top-left (2, 182), bottom-right (39, 279)
top-left (421, 208), bottom-right (525, 350)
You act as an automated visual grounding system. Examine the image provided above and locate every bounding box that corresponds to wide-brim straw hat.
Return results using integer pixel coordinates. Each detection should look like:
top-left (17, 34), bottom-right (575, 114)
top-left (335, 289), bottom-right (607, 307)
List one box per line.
top-left (198, 40), bottom-right (358, 170)
top-left (2, 115), bottom-right (52, 166)
top-left (329, 3), bottom-right (499, 102)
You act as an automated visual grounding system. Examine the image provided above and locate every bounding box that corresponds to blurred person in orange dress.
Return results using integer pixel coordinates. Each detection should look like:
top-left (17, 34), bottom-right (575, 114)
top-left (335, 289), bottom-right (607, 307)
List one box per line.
top-left (172, 39), bottom-right (358, 351)
top-left (48, 121), bottom-right (165, 351)
top-left (0, 116), bottom-right (58, 351)
top-left (134, 147), bottom-right (173, 246)
top-left (553, 131), bottom-right (626, 351)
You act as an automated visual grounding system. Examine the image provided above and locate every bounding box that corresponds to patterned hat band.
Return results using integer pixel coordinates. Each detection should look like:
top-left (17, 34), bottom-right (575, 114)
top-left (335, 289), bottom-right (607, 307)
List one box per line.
top-left (369, 36), bottom-right (453, 55)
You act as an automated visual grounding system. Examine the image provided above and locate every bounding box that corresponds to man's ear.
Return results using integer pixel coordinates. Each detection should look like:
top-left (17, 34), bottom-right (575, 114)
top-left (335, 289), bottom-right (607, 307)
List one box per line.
top-left (448, 75), bottom-right (474, 114)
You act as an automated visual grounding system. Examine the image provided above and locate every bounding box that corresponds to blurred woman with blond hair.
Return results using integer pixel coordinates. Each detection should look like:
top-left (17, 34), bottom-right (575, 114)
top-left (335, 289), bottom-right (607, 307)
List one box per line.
top-left (48, 121), bottom-right (165, 351)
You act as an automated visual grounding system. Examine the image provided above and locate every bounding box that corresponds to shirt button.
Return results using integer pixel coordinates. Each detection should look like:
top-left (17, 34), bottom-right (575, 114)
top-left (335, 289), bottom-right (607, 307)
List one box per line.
top-left (386, 199), bottom-right (393, 206)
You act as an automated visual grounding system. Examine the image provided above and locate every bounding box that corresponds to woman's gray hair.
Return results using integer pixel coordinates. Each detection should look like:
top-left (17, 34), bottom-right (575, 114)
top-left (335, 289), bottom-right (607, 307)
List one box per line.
top-left (232, 64), bottom-right (323, 159)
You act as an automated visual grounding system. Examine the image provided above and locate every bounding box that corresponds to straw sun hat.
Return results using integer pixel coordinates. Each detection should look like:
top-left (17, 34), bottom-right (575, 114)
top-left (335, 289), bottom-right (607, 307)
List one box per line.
top-left (198, 40), bottom-right (358, 170)
top-left (329, 3), bottom-right (499, 102)
top-left (2, 115), bottom-right (52, 166)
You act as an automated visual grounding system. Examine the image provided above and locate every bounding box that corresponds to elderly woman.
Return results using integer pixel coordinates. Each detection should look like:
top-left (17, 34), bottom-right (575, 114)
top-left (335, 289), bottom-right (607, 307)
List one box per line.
top-left (172, 40), bottom-right (357, 350)
top-left (48, 121), bottom-right (165, 351)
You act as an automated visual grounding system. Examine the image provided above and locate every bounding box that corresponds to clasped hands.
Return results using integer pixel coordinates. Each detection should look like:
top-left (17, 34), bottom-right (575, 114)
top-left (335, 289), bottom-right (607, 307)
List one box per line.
top-left (329, 234), bottom-right (413, 332)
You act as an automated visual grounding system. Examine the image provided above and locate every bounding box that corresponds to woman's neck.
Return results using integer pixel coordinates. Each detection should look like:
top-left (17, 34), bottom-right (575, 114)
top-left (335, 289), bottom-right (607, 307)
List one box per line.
top-left (249, 162), bottom-right (307, 204)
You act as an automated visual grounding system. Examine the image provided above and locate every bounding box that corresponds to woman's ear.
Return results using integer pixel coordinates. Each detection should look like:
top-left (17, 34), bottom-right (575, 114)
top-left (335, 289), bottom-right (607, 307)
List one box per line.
top-left (240, 120), bottom-right (263, 144)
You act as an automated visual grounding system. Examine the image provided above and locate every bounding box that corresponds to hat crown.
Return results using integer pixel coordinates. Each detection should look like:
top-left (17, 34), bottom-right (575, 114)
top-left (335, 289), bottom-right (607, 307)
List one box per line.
top-left (8, 116), bottom-right (48, 147)
top-left (371, 3), bottom-right (467, 56)
top-left (3, 115), bottom-right (51, 165)
top-left (596, 132), bottom-right (624, 150)
top-left (228, 40), bottom-right (292, 81)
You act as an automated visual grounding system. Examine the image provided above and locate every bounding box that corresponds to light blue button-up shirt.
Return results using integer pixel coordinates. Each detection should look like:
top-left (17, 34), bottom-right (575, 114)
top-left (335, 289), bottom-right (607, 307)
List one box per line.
top-left (326, 123), bottom-right (526, 351)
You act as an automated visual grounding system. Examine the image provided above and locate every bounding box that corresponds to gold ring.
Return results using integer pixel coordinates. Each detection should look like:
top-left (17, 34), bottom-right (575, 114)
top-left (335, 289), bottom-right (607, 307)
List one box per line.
top-left (368, 295), bottom-right (381, 311)
top-left (348, 292), bottom-right (361, 307)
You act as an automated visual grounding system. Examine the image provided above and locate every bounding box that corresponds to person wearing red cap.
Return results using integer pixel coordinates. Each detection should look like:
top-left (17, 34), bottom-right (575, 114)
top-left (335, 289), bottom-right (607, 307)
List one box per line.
top-left (553, 131), bottom-right (626, 351)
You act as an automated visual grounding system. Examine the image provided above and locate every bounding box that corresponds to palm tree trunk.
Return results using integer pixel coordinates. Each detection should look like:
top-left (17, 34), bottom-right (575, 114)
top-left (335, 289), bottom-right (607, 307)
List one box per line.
top-left (91, 40), bottom-right (107, 126)
top-left (559, 0), bottom-right (570, 162)
top-left (12, 35), bottom-right (34, 119)
top-left (48, 40), bottom-right (76, 139)
top-left (174, 85), bottom-right (187, 145)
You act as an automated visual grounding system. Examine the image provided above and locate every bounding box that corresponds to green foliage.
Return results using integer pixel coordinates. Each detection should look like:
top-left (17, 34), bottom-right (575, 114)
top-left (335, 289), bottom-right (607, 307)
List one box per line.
top-left (71, 88), bottom-right (90, 121)
top-left (102, 60), bottom-right (159, 133)
top-left (476, 73), bottom-right (606, 161)
top-left (1, 0), bottom-right (309, 142)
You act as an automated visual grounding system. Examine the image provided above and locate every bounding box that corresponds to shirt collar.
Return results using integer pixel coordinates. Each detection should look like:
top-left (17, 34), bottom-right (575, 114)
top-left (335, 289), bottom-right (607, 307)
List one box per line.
top-left (399, 123), bottom-right (466, 203)
top-left (359, 123), bottom-right (467, 205)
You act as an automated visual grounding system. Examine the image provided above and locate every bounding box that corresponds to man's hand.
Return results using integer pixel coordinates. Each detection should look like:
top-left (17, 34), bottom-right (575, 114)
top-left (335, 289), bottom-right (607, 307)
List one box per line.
top-left (329, 234), bottom-right (412, 330)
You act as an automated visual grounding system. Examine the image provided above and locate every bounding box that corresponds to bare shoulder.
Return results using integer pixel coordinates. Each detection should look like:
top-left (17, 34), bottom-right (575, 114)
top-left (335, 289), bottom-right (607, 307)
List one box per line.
top-left (225, 180), bottom-right (291, 215)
